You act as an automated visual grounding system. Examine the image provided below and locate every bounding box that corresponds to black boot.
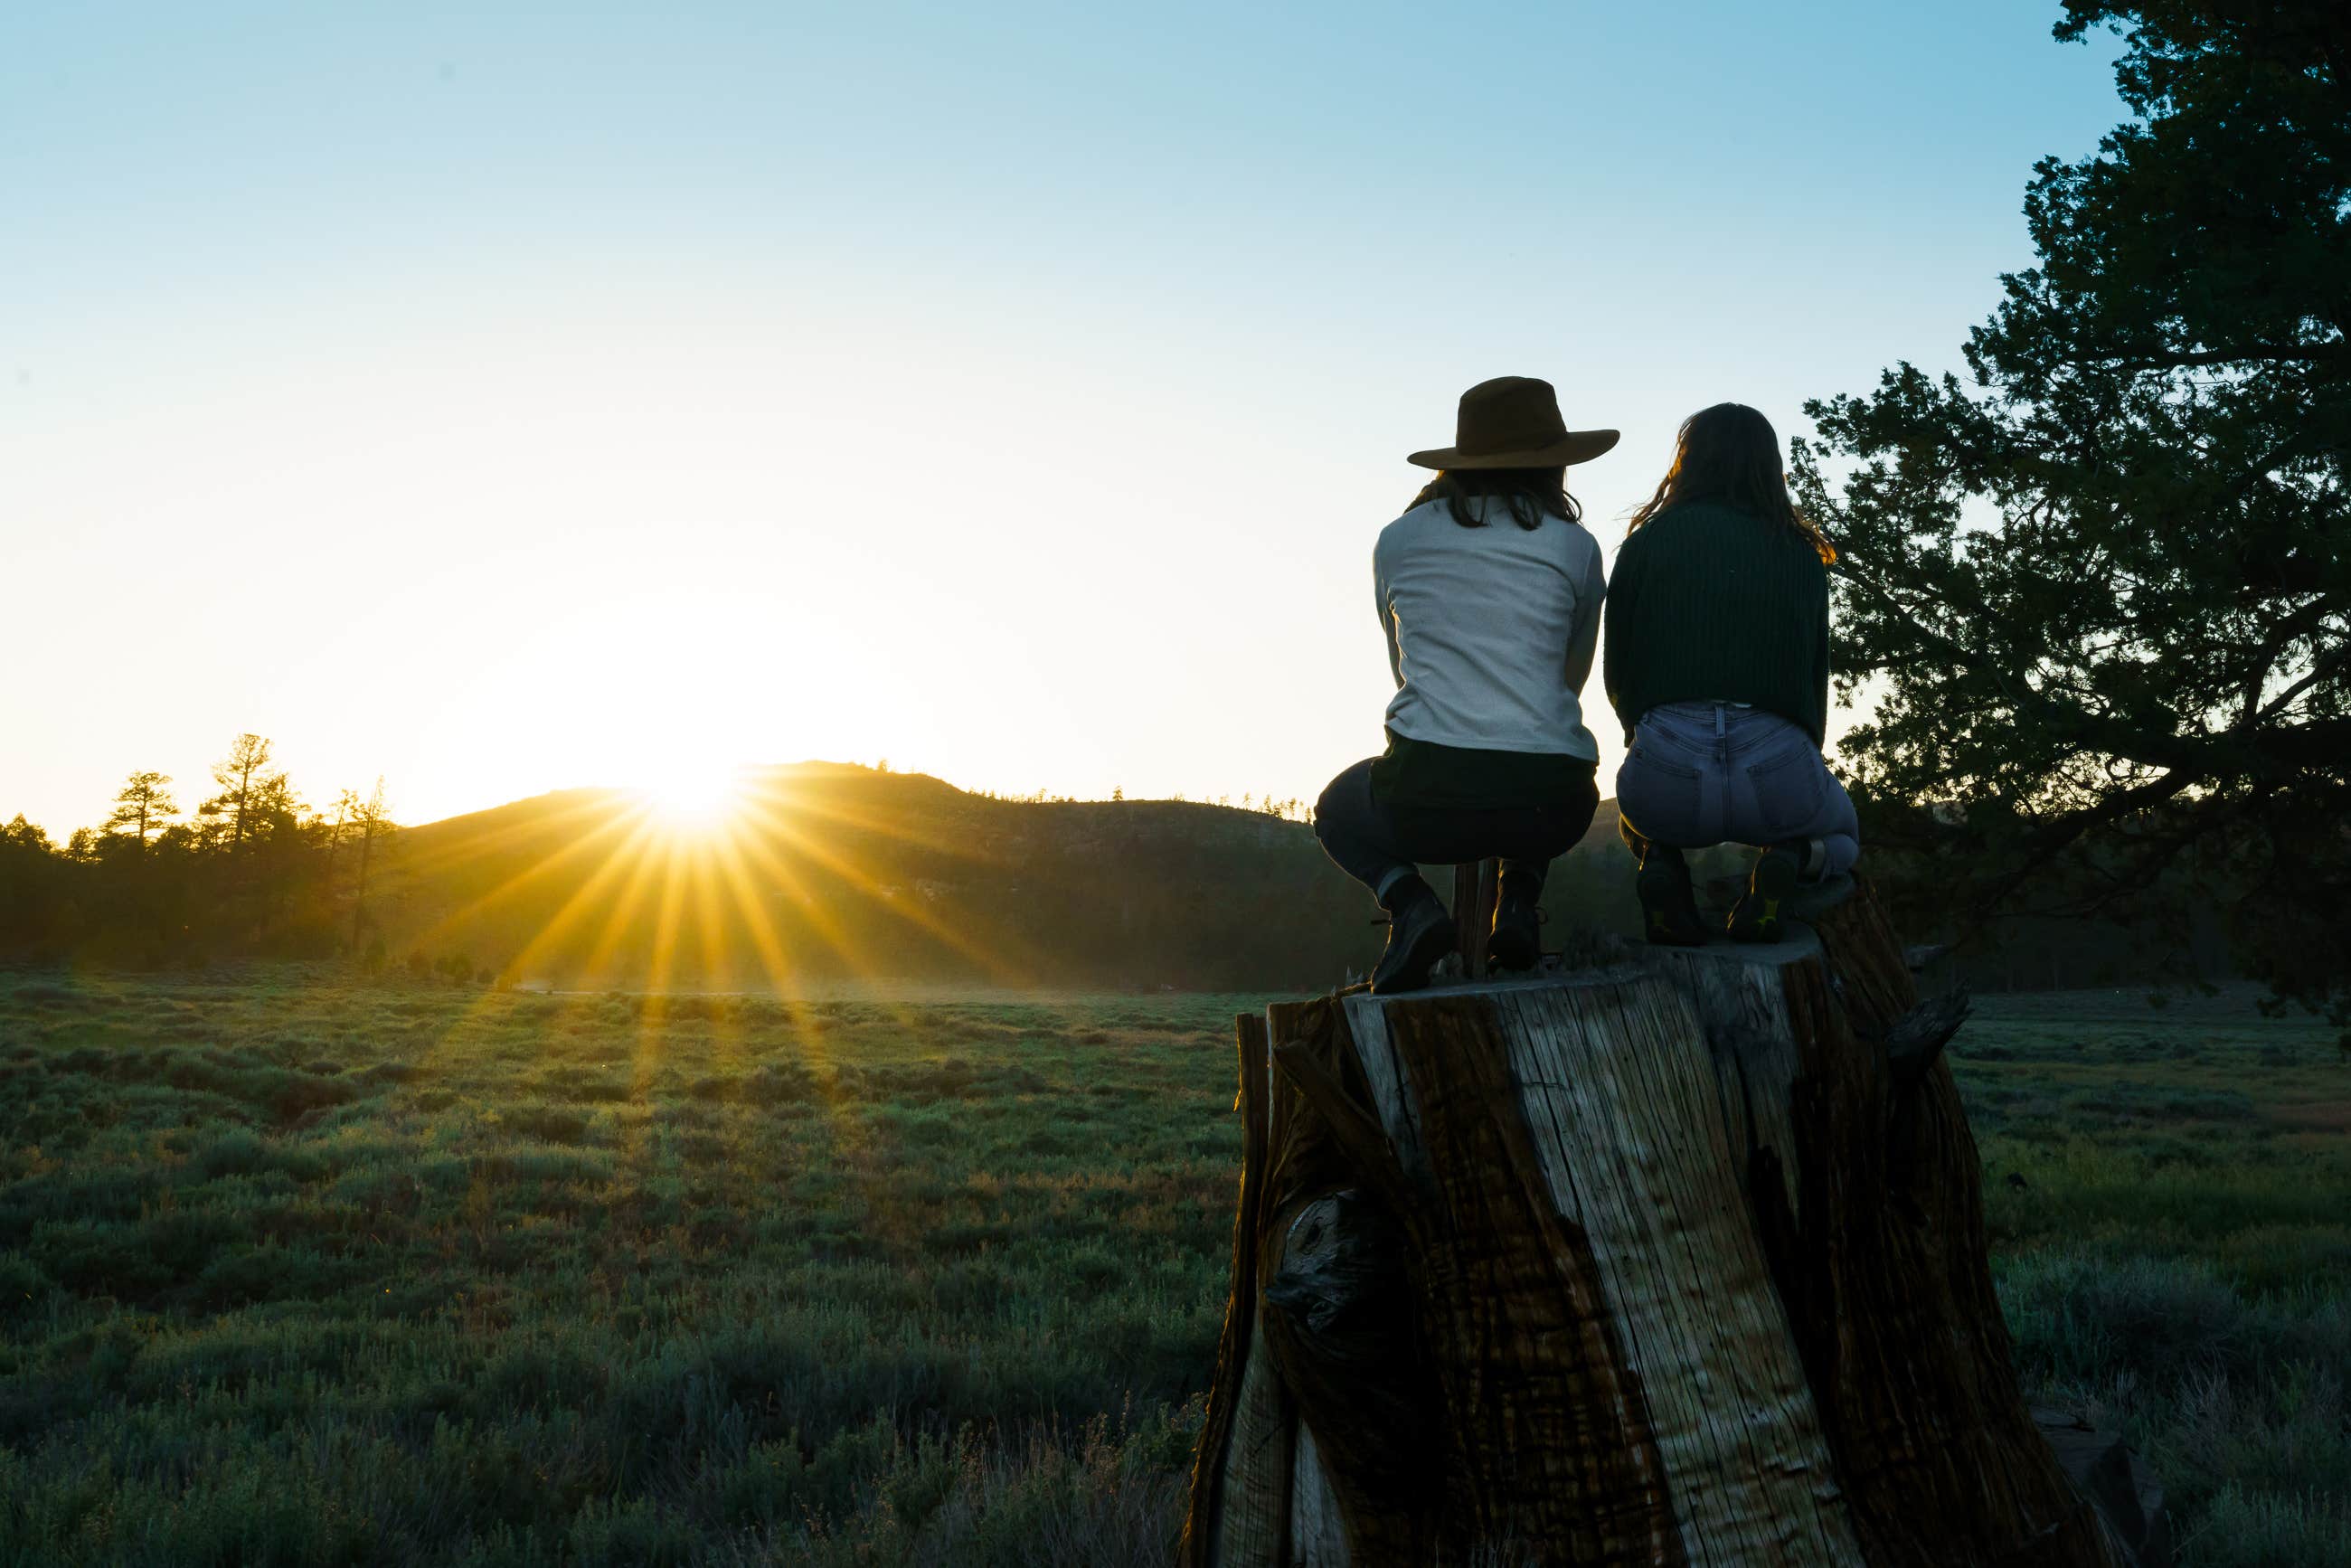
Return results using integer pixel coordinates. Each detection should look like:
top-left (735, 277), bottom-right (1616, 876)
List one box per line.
top-left (1371, 874), bottom-right (1454, 995)
top-left (1487, 876), bottom-right (1545, 972)
top-left (1726, 844), bottom-right (1802, 942)
top-left (1627, 828), bottom-right (1707, 948)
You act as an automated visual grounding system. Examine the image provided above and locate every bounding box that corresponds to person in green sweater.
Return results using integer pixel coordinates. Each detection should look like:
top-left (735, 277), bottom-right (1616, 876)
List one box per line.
top-left (1601, 402), bottom-right (1857, 945)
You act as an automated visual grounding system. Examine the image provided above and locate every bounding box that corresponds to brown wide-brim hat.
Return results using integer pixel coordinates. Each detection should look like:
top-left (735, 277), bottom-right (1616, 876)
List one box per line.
top-left (1408, 375), bottom-right (1619, 470)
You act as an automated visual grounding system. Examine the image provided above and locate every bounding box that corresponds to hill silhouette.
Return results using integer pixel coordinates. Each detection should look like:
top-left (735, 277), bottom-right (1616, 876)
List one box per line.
top-left (7, 754), bottom-right (2221, 994)
top-left (373, 763), bottom-right (1627, 991)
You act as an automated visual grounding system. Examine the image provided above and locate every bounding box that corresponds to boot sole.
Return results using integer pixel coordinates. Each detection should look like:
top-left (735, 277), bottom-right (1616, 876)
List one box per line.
top-left (1372, 914), bottom-right (1457, 994)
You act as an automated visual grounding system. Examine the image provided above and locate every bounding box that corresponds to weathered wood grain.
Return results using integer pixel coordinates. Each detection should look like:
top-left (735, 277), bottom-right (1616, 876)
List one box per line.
top-left (1290, 1422), bottom-right (1351, 1567)
top-left (1343, 977), bottom-right (1860, 1566)
top-left (1186, 879), bottom-right (2133, 1568)
top-left (1500, 980), bottom-right (1863, 1564)
top-left (1334, 989), bottom-right (1688, 1563)
top-left (1768, 890), bottom-right (2120, 1565)
top-left (1450, 858), bottom-right (1500, 980)
top-left (1258, 999), bottom-right (1440, 1564)
top-left (1213, 1300), bottom-right (1293, 1568)
top-left (1183, 1013), bottom-right (1282, 1568)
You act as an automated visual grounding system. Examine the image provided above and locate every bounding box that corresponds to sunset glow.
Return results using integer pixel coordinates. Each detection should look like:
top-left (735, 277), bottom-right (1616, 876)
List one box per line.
top-left (382, 765), bottom-right (1046, 999)
top-left (0, 5), bottom-right (2130, 838)
top-left (636, 764), bottom-right (750, 830)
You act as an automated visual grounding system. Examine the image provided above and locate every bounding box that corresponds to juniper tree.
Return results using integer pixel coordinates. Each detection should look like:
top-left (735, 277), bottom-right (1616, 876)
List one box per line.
top-left (1792, 1), bottom-right (2348, 1028)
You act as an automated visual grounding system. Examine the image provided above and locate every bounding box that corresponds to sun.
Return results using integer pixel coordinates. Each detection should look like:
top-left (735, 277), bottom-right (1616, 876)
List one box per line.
top-left (635, 761), bottom-right (747, 829)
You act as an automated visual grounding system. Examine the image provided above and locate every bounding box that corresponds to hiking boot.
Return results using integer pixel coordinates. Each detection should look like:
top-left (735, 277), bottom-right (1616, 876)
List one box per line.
top-left (1371, 880), bottom-right (1455, 995)
top-left (1634, 845), bottom-right (1708, 947)
top-left (1487, 892), bottom-right (1545, 972)
top-left (1726, 845), bottom-right (1802, 943)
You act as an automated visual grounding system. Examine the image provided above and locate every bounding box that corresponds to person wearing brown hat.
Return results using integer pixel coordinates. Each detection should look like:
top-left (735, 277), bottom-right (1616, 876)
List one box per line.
top-left (1312, 376), bottom-right (1617, 993)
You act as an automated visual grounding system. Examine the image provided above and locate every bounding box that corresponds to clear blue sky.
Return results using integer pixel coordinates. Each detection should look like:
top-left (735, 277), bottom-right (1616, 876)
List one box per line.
top-left (3, 2), bottom-right (2127, 831)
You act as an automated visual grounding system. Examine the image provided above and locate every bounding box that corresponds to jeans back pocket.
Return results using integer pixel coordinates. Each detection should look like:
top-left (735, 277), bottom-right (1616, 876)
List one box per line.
top-left (1744, 741), bottom-right (1829, 841)
top-left (1619, 740), bottom-right (1705, 844)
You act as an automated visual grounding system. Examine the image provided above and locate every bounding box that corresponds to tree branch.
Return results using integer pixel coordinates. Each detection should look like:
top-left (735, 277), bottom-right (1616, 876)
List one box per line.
top-left (2085, 342), bottom-right (2349, 371)
top-left (1941, 768), bottom-right (2203, 949)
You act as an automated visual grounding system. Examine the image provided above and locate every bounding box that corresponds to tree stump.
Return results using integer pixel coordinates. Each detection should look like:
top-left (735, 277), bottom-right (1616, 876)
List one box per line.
top-left (1184, 879), bottom-right (2144, 1568)
top-left (1450, 860), bottom-right (1500, 980)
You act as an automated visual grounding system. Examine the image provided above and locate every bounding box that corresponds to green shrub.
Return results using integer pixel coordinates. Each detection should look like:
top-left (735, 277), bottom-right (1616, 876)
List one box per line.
top-left (0, 1252), bottom-right (54, 1322)
top-left (2179, 1487), bottom-right (2351, 1568)
top-left (0, 976), bottom-right (2335, 1565)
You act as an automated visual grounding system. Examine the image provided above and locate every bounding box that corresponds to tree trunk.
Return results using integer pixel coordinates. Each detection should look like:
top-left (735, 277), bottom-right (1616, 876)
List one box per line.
top-left (350, 824), bottom-right (375, 951)
top-left (1184, 879), bottom-right (2142, 1568)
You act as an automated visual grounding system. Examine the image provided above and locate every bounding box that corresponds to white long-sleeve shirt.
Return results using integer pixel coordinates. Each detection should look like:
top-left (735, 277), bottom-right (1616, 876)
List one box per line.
top-left (1373, 496), bottom-right (1607, 760)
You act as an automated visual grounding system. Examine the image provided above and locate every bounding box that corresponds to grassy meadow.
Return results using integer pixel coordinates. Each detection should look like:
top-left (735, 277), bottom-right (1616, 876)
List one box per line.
top-left (0, 970), bottom-right (2344, 1565)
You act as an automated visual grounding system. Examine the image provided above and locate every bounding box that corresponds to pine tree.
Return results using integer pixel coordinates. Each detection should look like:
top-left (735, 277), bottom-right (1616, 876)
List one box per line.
top-left (202, 733), bottom-right (274, 855)
top-left (104, 771), bottom-right (178, 846)
top-left (349, 777), bottom-right (392, 949)
top-left (1792, 0), bottom-right (2349, 1030)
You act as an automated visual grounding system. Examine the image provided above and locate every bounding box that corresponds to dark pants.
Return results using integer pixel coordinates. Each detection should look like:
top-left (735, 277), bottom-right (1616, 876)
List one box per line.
top-left (1313, 757), bottom-right (1600, 910)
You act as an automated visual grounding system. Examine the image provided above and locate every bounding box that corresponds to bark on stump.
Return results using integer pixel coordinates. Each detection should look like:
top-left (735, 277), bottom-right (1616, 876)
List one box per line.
top-left (1184, 879), bottom-right (2140, 1568)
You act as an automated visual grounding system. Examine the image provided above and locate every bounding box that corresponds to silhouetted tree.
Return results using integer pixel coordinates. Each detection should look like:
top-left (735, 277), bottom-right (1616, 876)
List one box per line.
top-left (349, 777), bottom-right (392, 949)
top-left (103, 771), bottom-right (178, 847)
top-left (327, 787), bottom-right (357, 845)
top-left (2, 742), bottom-right (397, 967)
top-left (243, 771), bottom-right (304, 849)
top-left (1792, 0), bottom-right (2349, 1031)
top-left (0, 817), bottom-right (64, 951)
top-left (200, 733), bottom-right (274, 855)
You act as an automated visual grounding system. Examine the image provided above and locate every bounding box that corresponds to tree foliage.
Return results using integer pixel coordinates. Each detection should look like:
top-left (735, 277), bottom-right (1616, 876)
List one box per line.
top-left (103, 771), bottom-right (177, 845)
top-left (0, 736), bottom-right (396, 965)
top-left (1792, 0), bottom-right (2350, 1030)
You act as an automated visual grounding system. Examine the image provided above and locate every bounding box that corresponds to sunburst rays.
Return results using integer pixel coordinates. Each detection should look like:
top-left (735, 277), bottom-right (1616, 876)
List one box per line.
top-left (400, 767), bottom-right (1034, 1008)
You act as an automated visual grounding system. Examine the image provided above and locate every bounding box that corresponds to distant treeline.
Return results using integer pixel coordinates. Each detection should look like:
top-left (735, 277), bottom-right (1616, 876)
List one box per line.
top-left (359, 766), bottom-right (1377, 993)
top-left (0, 755), bottom-right (1355, 989)
top-left (1, 734), bottom-right (396, 968)
top-left (2, 750), bottom-right (2251, 996)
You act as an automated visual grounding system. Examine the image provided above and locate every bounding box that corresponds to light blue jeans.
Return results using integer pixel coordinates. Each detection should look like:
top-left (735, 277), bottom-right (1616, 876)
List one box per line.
top-left (1614, 702), bottom-right (1860, 877)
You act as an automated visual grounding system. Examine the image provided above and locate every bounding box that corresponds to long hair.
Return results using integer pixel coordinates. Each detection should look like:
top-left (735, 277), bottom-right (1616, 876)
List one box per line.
top-left (1628, 403), bottom-right (1836, 562)
top-left (1412, 467), bottom-right (1581, 532)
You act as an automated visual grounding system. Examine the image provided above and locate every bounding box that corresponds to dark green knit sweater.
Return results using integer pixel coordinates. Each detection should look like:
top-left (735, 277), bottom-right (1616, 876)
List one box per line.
top-left (1601, 502), bottom-right (1830, 744)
